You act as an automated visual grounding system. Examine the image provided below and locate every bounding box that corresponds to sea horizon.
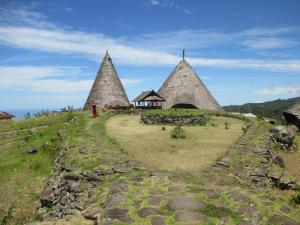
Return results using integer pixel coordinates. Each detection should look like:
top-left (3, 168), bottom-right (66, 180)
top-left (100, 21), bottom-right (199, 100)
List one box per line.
top-left (2, 108), bottom-right (60, 119)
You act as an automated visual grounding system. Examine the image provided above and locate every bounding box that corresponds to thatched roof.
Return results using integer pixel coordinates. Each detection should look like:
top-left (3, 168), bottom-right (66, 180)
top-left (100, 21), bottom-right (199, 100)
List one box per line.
top-left (0, 112), bottom-right (15, 120)
top-left (157, 59), bottom-right (223, 110)
top-left (133, 90), bottom-right (164, 102)
top-left (83, 51), bottom-right (130, 109)
top-left (283, 101), bottom-right (300, 129)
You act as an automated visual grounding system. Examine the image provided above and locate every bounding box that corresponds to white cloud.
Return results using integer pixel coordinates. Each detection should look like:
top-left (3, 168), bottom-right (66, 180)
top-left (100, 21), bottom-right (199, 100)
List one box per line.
top-left (256, 84), bottom-right (300, 96)
top-left (146, 0), bottom-right (193, 15)
top-left (0, 66), bottom-right (90, 93)
top-left (149, 0), bottom-right (161, 6)
top-left (0, 66), bottom-right (144, 94)
top-left (0, 26), bottom-right (300, 72)
top-left (121, 78), bottom-right (146, 87)
top-left (242, 38), bottom-right (298, 50)
top-left (0, 4), bottom-right (300, 72)
top-left (240, 27), bottom-right (300, 36)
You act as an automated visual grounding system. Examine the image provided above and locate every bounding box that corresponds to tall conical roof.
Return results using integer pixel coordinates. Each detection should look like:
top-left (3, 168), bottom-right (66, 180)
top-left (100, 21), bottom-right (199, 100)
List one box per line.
top-left (158, 59), bottom-right (223, 110)
top-left (83, 51), bottom-right (130, 109)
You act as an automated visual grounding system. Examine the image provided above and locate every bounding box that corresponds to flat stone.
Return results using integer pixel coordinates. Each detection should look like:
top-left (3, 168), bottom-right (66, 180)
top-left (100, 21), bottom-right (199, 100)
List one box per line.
top-left (110, 181), bottom-right (128, 194)
top-left (238, 220), bottom-right (252, 225)
top-left (231, 192), bottom-right (250, 202)
top-left (133, 200), bottom-right (142, 209)
top-left (258, 195), bottom-right (276, 201)
top-left (106, 193), bottom-right (127, 208)
top-left (215, 174), bottom-right (238, 186)
top-left (151, 216), bottom-right (166, 225)
top-left (218, 217), bottom-right (230, 225)
top-left (137, 207), bottom-right (162, 218)
top-left (167, 197), bottom-right (205, 211)
top-left (174, 212), bottom-right (208, 223)
top-left (149, 188), bottom-right (164, 195)
top-left (280, 205), bottom-right (291, 213)
top-left (236, 205), bottom-right (260, 217)
top-left (112, 166), bottom-right (130, 173)
top-left (84, 207), bottom-right (101, 220)
top-left (151, 171), bottom-right (174, 177)
top-left (148, 196), bottom-right (162, 206)
top-left (64, 173), bottom-right (83, 181)
top-left (268, 215), bottom-right (300, 225)
top-left (168, 185), bottom-right (185, 192)
top-left (106, 208), bottom-right (134, 223)
top-left (205, 191), bottom-right (220, 199)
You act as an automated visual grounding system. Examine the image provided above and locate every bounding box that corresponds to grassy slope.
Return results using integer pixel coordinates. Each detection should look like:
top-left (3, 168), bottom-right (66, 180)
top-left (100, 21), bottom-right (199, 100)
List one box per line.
top-left (106, 115), bottom-right (244, 172)
top-left (0, 113), bottom-right (73, 224)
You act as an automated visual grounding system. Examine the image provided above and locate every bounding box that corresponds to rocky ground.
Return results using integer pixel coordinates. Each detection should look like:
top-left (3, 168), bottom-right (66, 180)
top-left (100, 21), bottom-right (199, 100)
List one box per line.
top-left (35, 113), bottom-right (300, 225)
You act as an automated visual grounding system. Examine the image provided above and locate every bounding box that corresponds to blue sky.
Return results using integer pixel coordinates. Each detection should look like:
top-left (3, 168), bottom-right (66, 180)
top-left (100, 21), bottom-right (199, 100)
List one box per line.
top-left (0, 0), bottom-right (300, 110)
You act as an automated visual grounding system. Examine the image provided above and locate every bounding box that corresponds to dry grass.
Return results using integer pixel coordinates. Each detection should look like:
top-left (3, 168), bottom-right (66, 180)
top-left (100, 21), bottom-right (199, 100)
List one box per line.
top-left (106, 115), bottom-right (244, 172)
top-left (278, 134), bottom-right (300, 180)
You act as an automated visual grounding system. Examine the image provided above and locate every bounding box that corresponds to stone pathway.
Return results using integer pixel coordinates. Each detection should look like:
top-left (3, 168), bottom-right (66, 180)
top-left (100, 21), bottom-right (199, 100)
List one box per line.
top-left (98, 122), bottom-right (300, 225)
top-left (37, 115), bottom-right (300, 225)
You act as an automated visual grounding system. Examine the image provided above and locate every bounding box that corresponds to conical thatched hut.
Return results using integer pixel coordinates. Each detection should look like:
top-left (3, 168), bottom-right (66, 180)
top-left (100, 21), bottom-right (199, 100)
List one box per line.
top-left (158, 58), bottom-right (223, 110)
top-left (283, 102), bottom-right (300, 129)
top-left (83, 51), bottom-right (130, 110)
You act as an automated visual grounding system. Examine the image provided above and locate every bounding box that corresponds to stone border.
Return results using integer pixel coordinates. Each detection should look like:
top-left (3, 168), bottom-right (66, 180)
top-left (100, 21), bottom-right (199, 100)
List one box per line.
top-left (141, 115), bottom-right (209, 125)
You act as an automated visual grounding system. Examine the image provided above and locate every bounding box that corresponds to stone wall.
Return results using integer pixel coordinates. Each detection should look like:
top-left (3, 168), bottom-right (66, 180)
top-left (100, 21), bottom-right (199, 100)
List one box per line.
top-left (141, 114), bottom-right (209, 125)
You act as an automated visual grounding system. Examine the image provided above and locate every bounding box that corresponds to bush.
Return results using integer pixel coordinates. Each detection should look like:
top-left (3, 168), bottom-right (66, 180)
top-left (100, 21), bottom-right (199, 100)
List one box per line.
top-left (60, 105), bottom-right (74, 112)
top-left (170, 125), bottom-right (186, 139)
top-left (291, 186), bottom-right (300, 205)
top-left (0, 205), bottom-right (15, 225)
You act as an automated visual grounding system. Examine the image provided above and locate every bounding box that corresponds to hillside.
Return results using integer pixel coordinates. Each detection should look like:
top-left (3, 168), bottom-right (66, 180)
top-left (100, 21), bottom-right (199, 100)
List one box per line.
top-left (223, 96), bottom-right (300, 120)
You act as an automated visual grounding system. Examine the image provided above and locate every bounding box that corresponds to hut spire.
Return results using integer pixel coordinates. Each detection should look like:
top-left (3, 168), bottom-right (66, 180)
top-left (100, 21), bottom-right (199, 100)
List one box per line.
top-left (83, 50), bottom-right (130, 109)
top-left (104, 49), bottom-right (110, 58)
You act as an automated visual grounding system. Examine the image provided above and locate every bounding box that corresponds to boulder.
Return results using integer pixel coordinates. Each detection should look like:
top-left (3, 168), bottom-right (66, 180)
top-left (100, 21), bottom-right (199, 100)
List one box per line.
top-left (273, 155), bottom-right (285, 168)
top-left (27, 147), bottom-right (38, 154)
top-left (278, 171), bottom-right (296, 190)
top-left (40, 186), bottom-right (54, 207)
top-left (270, 125), bottom-right (298, 149)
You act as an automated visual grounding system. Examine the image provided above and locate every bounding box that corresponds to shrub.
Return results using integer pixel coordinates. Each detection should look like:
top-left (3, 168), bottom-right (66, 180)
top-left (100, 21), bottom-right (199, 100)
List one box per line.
top-left (170, 125), bottom-right (186, 139)
top-left (60, 105), bottom-right (74, 112)
top-left (0, 205), bottom-right (15, 225)
top-left (290, 186), bottom-right (300, 205)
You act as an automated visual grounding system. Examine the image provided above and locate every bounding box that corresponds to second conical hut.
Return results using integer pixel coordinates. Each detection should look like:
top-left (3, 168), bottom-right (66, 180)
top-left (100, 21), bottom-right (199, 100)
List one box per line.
top-left (158, 56), bottom-right (223, 110)
top-left (84, 51), bottom-right (130, 109)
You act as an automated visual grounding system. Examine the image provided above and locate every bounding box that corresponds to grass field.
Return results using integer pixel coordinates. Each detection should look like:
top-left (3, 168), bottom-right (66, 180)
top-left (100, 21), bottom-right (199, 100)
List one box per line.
top-left (106, 115), bottom-right (245, 172)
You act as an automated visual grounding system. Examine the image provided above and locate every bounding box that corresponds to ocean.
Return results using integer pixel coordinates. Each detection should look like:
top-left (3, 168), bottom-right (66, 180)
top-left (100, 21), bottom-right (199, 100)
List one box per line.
top-left (3, 109), bottom-right (59, 119)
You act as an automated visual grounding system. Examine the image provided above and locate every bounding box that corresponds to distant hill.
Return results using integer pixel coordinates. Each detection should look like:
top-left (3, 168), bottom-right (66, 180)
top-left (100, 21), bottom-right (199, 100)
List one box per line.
top-left (223, 97), bottom-right (300, 120)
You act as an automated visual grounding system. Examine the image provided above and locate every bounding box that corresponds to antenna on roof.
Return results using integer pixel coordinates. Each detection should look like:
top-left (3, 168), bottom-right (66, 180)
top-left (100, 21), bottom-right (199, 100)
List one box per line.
top-left (183, 49), bottom-right (185, 60)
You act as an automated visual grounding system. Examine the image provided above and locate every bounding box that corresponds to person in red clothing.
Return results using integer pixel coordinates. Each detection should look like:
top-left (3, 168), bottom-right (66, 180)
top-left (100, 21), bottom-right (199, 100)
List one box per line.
top-left (92, 104), bottom-right (97, 118)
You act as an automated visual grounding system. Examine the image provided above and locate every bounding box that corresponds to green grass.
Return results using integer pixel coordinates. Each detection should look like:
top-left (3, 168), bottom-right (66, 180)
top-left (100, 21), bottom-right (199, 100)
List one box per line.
top-left (198, 203), bottom-right (238, 219)
top-left (145, 108), bottom-right (216, 117)
top-left (144, 108), bottom-right (247, 122)
top-left (106, 115), bottom-right (244, 172)
top-left (0, 112), bottom-right (74, 224)
top-left (0, 112), bottom-right (74, 133)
